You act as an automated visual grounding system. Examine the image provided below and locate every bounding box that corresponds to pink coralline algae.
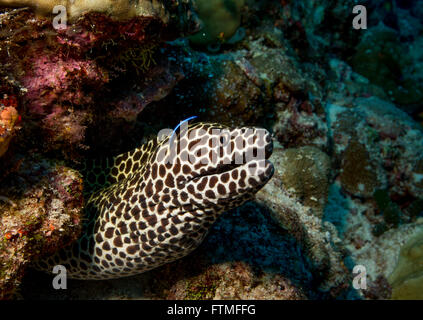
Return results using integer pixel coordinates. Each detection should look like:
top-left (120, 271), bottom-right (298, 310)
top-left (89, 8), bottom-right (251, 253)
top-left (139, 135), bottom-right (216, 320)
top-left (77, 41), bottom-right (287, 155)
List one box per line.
top-left (21, 55), bottom-right (108, 116)
top-left (0, 6), bottom-right (198, 159)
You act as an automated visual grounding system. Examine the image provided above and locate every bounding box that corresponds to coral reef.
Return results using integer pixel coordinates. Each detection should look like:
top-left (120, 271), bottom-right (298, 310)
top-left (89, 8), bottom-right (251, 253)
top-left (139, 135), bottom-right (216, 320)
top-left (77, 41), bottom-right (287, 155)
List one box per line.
top-left (270, 146), bottom-right (330, 217)
top-left (351, 4), bottom-right (423, 112)
top-left (327, 96), bottom-right (423, 221)
top-left (189, 0), bottom-right (245, 47)
top-left (0, 2), bottom-right (199, 159)
top-left (0, 0), bottom-right (197, 24)
top-left (339, 139), bottom-right (379, 198)
top-left (171, 261), bottom-right (307, 300)
top-left (342, 217), bottom-right (423, 299)
top-left (0, 0), bottom-right (198, 297)
top-left (256, 147), bottom-right (351, 298)
top-left (388, 228), bottom-right (423, 299)
top-left (0, 157), bottom-right (83, 299)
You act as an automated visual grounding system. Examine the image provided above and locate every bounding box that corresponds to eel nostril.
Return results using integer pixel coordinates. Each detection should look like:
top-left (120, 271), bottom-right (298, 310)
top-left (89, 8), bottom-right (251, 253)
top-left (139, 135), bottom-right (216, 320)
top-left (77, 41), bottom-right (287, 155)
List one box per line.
top-left (265, 133), bottom-right (271, 143)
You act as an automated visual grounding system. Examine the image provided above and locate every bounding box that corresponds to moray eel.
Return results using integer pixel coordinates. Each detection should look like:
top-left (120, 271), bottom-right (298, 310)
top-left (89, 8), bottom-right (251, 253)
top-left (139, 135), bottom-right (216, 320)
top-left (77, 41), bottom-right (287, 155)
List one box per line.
top-left (35, 122), bottom-right (274, 280)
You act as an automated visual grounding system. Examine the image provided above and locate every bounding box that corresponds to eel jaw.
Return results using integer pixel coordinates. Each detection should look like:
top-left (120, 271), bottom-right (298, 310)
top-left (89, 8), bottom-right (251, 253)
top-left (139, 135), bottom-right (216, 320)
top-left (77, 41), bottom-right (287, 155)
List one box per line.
top-left (189, 131), bottom-right (274, 182)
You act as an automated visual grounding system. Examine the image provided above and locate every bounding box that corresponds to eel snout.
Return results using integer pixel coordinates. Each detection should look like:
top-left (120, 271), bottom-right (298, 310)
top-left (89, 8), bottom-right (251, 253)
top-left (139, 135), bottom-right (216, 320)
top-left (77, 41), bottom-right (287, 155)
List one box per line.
top-left (169, 125), bottom-right (275, 206)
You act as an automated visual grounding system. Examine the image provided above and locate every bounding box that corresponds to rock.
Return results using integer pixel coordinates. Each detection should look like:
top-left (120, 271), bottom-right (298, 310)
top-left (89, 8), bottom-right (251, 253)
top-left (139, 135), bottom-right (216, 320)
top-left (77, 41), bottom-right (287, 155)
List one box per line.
top-left (256, 146), bottom-right (352, 298)
top-left (351, 23), bottom-right (423, 110)
top-left (196, 58), bottom-right (262, 125)
top-left (272, 97), bottom-right (328, 151)
top-left (0, 157), bottom-right (84, 299)
top-left (0, 94), bottom-right (20, 158)
top-left (339, 139), bottom-right (379, 198)
top-left (388, 227), bottom-right (423, 299)
top-left (0, 3), bottom-right (198, 160)
top-left (0, 0), bottom-right (199, 26)
top-left (189, 0), bottom-right (245, 46)
top-left (270, 146), bottom-right (331, 217)
top-left (163, 260), bottom-right (306, 300)
top-left (136, 198), bottom-right (327, 300)
top-left (151, 34), bottom-right (326, 133)
top-left (341, 215), bottom-right (423, 299)
top-left (327, 96), bottom-right (423, 204)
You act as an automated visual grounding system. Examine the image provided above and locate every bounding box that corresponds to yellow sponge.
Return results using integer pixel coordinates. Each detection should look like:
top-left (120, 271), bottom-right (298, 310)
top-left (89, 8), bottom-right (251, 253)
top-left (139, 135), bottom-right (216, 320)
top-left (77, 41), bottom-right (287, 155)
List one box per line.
top-left (0, 0), bottom-right (169, 22)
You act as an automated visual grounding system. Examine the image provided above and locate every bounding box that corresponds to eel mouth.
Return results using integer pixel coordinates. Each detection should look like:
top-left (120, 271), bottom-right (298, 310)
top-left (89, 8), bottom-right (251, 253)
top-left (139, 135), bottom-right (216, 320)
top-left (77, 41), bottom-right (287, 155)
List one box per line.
top-left (190, 163), bottom-right (239, 181)
top-left (188, 136), bottom-right (274, 182)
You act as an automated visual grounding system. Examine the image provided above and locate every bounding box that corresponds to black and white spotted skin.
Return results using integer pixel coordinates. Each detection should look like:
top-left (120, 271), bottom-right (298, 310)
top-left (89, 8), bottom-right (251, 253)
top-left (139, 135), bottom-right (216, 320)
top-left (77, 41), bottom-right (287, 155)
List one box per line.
top-left (36, 122), bottom-right (274, 280)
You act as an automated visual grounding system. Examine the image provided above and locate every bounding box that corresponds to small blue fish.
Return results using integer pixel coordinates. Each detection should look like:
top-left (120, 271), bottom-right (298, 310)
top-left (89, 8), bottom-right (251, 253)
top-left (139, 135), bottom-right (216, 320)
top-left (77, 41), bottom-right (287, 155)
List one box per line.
top-left (169, 116), bottom-right (198, 146)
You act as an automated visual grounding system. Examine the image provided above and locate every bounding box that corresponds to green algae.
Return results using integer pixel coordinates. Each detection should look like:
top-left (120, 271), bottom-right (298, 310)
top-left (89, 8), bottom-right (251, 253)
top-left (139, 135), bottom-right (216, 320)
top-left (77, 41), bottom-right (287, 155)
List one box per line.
top-left (389, 228), bottom-right (423, 299)
top-left (185, 280), bottom-right (217, 300)
top-left (189, 0), bottom-right (245, 46)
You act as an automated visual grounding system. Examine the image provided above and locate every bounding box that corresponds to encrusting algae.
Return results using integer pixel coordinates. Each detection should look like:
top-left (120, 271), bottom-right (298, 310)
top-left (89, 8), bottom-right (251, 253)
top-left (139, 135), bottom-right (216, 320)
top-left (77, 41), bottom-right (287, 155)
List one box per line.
top-left (389, 228), bottom-right (423, 300)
